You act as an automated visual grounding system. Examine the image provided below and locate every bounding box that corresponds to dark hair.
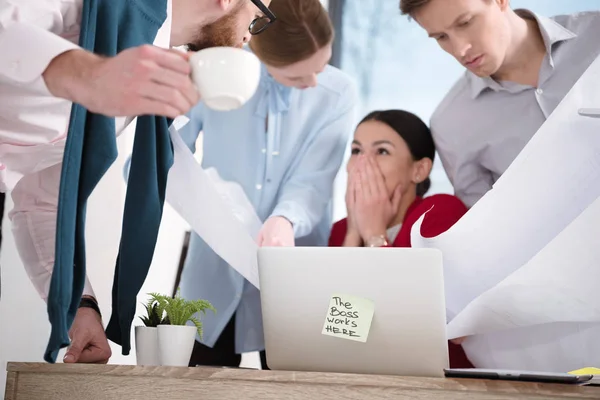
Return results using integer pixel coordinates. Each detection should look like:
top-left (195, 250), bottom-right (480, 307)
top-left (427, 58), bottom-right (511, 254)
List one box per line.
top-left (249, 0), bottom-right (334, 67)
top-left (359, 110), bottom-right (435, 197)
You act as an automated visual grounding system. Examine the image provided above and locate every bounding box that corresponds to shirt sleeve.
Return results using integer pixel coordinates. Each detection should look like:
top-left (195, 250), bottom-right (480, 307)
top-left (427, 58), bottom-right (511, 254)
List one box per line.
top-left (0, 0), bottom-right (82, 95)
top-left (270, 81), bottom-right (358, 238)
top-left (418, 194), bottom-right (468, 239)
top-left (178, 104), bottom-right (205, 153)
top-left (431, 117), bottom-right (494, 208)
top-left (328, 219), bottom-right (347, 247)
top-left (10, 165), bottom-right (96, 301)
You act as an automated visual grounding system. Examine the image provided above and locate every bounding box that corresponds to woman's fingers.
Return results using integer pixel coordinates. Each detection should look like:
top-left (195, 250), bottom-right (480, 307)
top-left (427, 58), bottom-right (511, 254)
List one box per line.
top-left (366, 156), bottom-right (388, 199)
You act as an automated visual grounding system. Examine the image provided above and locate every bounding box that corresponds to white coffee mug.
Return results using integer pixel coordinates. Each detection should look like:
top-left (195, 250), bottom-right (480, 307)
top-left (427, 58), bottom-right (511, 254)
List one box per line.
top-left (189, 47), bottom-right (261, 111)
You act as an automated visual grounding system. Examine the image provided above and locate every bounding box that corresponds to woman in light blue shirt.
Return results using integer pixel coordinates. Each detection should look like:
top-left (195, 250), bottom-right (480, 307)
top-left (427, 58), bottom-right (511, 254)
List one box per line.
top-left (178, 0), bottom-right (358, 369)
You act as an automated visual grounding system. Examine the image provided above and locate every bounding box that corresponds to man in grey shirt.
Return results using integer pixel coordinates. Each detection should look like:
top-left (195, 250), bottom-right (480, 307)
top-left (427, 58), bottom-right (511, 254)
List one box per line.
top-left (400, 0), bottom-right (600, 207)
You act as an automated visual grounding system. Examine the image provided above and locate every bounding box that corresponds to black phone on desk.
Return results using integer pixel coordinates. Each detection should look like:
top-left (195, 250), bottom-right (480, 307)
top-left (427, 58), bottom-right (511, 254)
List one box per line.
top-left (445, 368), bottom-right (593, 384)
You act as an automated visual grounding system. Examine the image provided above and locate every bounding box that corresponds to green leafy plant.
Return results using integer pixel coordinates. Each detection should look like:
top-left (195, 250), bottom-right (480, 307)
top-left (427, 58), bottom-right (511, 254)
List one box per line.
top-left (150, 289), bottom-right (216, 338)
top-left (139, 295), bottom-right (169, 327)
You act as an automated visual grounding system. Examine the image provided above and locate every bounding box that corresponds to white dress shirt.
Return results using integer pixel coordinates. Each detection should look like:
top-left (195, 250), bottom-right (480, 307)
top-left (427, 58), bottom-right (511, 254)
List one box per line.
top-left (0, 0), bottom-right (172, 300)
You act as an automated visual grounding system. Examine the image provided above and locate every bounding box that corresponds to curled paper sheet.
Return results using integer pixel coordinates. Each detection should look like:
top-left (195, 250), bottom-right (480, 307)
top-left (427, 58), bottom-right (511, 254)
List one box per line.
top-left (165, 126), bottom-right (261, 289)
top-left (446, 194), bottom-right (600, 338)
top-left (411, 54), bottom-right (600, 371)
top-left (204, 167), bottom-right (263, 240)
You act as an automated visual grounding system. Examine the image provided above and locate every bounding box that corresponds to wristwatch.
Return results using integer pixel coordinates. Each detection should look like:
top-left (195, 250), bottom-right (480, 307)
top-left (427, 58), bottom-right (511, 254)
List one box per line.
top-left (365, 234), bottom-right (389, 248)
top-left (79, 296), bottom-right (102, 317)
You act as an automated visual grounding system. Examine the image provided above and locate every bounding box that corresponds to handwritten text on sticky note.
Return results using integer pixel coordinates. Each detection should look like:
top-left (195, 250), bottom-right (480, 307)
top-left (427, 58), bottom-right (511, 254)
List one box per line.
top-left (321, 294), bottom-right (375, 343)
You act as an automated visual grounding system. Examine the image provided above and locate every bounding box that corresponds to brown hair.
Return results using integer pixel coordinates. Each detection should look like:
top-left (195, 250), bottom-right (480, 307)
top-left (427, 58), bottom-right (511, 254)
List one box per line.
top-left (249, 0), bottom-right (334, 67)
top-left (401, 0), bottom-right (494, 16)
top-left (399, 0), bottom-right (431, 16)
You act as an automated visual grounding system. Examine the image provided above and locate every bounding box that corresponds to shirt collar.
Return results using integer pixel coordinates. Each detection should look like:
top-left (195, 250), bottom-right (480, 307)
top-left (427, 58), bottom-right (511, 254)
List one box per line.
top-left (469, 9), bottom-right (577, 99)
top-left (236, 45), bottom-right (294, 117)
top-left (254, 63), bottom-right (293, 118)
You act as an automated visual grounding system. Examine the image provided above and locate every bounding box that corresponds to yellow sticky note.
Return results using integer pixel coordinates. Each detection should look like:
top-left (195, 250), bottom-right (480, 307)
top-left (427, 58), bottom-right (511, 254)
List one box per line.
top-left (569, 367), bottom-right (600, 375)
top-left (321, 293), bottom-right (375, 343)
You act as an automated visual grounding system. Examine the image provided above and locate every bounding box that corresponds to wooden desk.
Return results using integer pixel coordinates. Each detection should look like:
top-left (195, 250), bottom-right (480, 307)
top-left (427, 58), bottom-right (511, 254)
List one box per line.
top-left (5, 362), bottom-right (599, 400)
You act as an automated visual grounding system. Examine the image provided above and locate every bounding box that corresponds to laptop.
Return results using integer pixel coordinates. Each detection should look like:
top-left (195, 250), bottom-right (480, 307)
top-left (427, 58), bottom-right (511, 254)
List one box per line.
top-left (257, 246), bottom-right (449, 377)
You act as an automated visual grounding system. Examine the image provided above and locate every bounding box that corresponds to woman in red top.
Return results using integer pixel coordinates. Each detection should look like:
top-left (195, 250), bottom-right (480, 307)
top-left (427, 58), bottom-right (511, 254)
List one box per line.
top-left (329, 109), bottom-right (474, 368)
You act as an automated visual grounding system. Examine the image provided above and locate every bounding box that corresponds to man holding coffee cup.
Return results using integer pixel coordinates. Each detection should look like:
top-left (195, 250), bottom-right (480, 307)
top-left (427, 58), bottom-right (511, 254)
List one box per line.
top-left (0, 0), bottom-right (273, 364)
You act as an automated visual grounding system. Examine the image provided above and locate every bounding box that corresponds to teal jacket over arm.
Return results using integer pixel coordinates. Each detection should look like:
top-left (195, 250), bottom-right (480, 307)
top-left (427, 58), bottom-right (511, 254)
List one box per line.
top-left (46, 0), bottom-right (173, 362)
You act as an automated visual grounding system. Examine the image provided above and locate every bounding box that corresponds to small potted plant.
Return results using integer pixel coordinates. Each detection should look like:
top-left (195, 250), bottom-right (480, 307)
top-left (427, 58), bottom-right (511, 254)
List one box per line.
top-left (153, 289), bottom-right (216, 367)
top-left (135, 295), bottom-right (169, 366)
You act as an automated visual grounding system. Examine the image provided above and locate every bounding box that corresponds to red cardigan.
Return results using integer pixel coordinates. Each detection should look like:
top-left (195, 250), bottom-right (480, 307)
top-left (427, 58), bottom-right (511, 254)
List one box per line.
top-left (328, 194), bottom-right (474, 369)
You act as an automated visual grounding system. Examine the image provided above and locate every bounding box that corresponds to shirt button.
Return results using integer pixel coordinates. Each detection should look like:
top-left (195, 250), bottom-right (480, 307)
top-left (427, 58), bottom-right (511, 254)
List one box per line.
top-left (256, 184), bottom-right (262, 190)
top-left (11, 60), bottom-right (19, 71)
top-left (536, 88), bottom-right (543, 95)
top-left (261, 149), bottom-right (266, 153)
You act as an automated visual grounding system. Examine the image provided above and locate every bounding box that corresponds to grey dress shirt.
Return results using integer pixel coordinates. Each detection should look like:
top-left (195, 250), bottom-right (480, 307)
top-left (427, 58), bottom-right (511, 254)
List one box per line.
top-left (431, 9), bottom-right (600, 207)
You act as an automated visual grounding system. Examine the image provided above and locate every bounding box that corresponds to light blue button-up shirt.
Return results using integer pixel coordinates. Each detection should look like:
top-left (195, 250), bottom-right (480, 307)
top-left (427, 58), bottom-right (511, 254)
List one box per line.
top-left (177, 61), bottom-right (358, 353)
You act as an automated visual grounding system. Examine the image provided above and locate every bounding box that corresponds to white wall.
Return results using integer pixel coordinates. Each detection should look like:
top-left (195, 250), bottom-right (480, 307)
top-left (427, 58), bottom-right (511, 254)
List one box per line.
top-left (0, 127), bottom-right (190, 398)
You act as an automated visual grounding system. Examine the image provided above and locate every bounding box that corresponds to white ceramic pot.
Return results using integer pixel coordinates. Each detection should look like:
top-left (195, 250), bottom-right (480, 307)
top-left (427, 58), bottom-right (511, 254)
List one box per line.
top-left (134, 326), bottom-right (159, 366)
top-left (157, 325), bottom-right (197, 367)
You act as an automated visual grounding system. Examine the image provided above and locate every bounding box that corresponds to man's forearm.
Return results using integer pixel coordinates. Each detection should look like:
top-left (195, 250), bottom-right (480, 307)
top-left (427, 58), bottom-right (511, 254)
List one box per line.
top-left (42, 49), bottom-right (101, 106)
top-left (80, 295), bottom-right (102, 318)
